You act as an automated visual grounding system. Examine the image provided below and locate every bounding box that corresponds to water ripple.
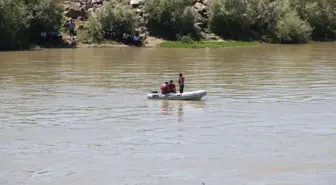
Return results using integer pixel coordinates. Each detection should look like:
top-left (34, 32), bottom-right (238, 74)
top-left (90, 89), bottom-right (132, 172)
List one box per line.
top-left (0, 45), bottom-right (335, 185)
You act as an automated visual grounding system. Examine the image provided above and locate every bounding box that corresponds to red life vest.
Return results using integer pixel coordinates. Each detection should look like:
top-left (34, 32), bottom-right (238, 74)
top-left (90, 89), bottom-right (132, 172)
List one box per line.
top-left (178, 77), bottom-right (184, 85)
top-left (161, 83), bottom-right (169, 93)
top-left (168, 83), bottom-right (176, 92)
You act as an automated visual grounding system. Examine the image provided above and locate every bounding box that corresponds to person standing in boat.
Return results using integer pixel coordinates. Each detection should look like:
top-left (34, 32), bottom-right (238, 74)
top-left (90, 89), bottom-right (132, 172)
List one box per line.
top-left (178, 73), bottom-right (185, 93)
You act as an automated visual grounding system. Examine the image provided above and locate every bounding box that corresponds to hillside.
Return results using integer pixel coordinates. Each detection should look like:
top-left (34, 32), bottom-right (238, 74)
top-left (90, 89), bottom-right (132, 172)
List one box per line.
top-left (61, 0), bottom-right (335, 45)
top-left (0, 0), bottom-right (334, 51)
top-left (60, 0), bottom-right (220, 46)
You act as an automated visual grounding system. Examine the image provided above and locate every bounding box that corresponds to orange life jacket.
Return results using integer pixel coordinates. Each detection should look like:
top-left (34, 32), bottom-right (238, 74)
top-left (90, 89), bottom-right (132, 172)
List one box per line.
top-left (161, 83), bottom-right (169, 93)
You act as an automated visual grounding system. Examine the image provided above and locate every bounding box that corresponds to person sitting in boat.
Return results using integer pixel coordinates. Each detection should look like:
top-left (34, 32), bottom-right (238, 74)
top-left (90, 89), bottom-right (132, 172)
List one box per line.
top-left (168, 80), bottom-right (176, 93)
top-left (161, 82), bottom-right (169, 94)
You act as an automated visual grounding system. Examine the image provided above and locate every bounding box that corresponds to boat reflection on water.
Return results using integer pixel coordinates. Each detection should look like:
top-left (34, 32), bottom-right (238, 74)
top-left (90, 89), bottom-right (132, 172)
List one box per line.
top-left (159, 100), bottom-right (207, 121)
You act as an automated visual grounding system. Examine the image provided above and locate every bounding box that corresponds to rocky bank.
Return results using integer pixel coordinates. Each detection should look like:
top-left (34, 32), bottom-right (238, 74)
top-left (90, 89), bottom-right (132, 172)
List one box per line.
top-left (61, 0), bottom-right (220, 46)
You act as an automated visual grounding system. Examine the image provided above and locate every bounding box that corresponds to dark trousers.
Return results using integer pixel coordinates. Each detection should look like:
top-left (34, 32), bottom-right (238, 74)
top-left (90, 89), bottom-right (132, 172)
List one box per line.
top-left (179, 85), bottom-right (184, 93)
top-left (69, 29), bottom-right (75, 38)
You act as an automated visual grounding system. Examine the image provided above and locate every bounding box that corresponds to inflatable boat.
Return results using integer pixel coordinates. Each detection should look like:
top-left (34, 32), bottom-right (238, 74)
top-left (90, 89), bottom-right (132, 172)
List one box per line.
top-left (147, 90), bottom-right (207, 100)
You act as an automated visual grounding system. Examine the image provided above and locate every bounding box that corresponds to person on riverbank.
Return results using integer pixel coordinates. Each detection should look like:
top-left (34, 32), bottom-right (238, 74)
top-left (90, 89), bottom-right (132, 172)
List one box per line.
top-left (67, 19), bottom-right (76, 40)
top-left (168, 80), bottom-right (176, 93)
top-left (178, 73), bottom-right (185, 93)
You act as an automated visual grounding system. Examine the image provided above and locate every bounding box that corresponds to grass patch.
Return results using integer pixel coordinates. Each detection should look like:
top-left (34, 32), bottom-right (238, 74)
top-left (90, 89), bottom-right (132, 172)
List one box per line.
top-left (159, 41), bottom-right (259, 48)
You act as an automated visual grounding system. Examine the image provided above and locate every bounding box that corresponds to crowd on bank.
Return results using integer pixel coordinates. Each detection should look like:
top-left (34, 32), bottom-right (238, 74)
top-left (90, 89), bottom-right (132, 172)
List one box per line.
top-left (38, 17), bottom-right (143, 46)
top-left (103, 30), bottom-right (143, 46)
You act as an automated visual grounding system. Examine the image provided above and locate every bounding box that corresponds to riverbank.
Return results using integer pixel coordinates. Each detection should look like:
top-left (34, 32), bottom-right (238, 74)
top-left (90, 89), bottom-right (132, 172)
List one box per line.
top-left (30, 38), bottom-right (335, 51)
top-left (17, 35), bottom-right (336, 52)
top-left (31, 36), bottom-right (163, 50)
top-left (31, 39), bottom-right (260, 50)
top-left (31, 33), bottom-right (260, 50)
top-left (1, 0), bottom-right (334, 51)
top-left (159, 40), bottom-right (260, 48)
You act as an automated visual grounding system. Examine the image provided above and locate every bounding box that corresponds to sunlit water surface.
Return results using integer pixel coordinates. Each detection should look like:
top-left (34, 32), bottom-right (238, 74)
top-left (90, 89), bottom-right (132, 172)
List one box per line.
top-left (0, 43), bottom-right (335, 185)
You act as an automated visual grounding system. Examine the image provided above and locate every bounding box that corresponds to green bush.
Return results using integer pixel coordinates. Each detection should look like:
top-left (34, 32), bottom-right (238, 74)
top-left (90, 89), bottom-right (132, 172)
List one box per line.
top-left (178, 34), bottom-right (195, 44)
top-left (77, 16), bottom-right (103, 44)
top-left (246, 0), bottom-right (290, 41)
top-left (25, 0), bottom-right (63, 34)
top-left (179, 6), bottom-right (200, 39)
top-left (0, 0), bottom-right (63, 51)
top-left (208, 0), bottom-right (296, 42)
top-left (275, 10), bottom-right (312, 43)
top-left (208, 0), bottom-right (251, 40)
top-left (290, 0), bottom-right (336, 41)
top-left (144, 0), bottom-right (199, 40)
top-left (208, 0), bottom-right (315, 43)
top-left (0, 0), bottom-right (29, 50)
top-left (98, 3), bottom-right (138, 35)
top-left (78, 1), bottom-right (138, 44)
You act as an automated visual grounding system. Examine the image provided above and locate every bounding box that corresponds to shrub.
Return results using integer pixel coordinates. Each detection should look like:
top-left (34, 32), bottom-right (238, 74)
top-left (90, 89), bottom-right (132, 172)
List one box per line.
top-left (97, 3), bottom-right (138, 35)
top-left (275, 10), bottom-right (312, 43)
top-left (25, 0), bottom-right (63, 41)
top-left (178, 34), bottom-right (195, 44)
top-left (208, 0), bottom-right (314, 43)
top-left (179, 6), bottom-right (200, 40)
top-left (78, 1), bottom-right (138, 43)
top-left (208, 0), bottom-right (251, 40)
top-left (77, 16), bottom-right (103, 44)
top-left (145, 0), bottom-right (199, 40)
top-left (0, 0), bottom-right (29, 50)
top-left (0, 0), bottom-right (63, 50)
top-left (246, 0), bottom-right (290, 41)
top-left (290, 0), bottom-right (336, 41)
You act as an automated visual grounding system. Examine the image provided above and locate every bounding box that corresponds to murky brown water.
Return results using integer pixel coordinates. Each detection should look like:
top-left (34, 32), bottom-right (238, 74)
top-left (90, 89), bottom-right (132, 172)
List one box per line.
top-left (0, 43), bottom-right (335, 185)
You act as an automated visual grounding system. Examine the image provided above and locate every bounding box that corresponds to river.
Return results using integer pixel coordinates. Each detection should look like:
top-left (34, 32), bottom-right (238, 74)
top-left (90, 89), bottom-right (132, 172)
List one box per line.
top-left (0, 43), bottom-right (335, 185)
